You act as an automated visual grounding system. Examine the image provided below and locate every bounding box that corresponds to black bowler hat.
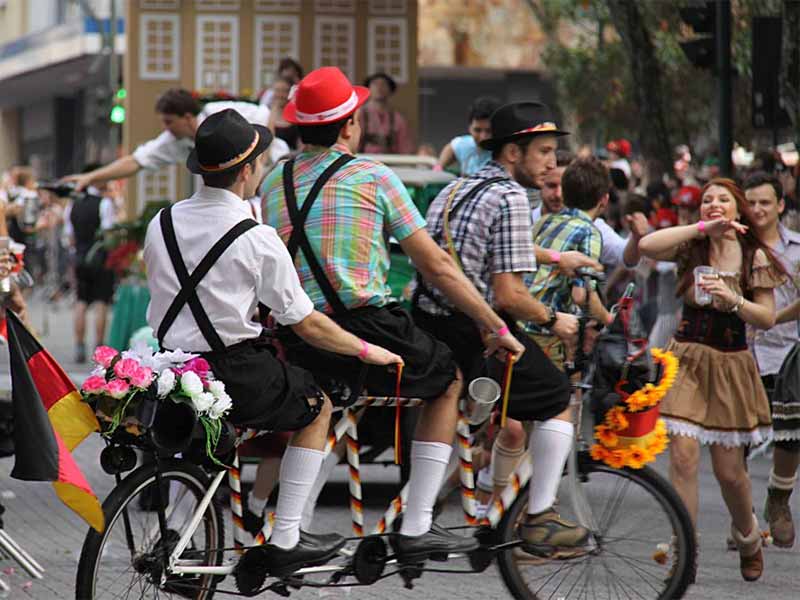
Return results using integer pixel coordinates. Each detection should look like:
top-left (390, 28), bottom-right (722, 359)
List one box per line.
top-left (363, 72), bottom-right (397, 94)
top-left (479, 102), bottom-right (568, 151)
top-left (187, 109), bottom-right (273, 175)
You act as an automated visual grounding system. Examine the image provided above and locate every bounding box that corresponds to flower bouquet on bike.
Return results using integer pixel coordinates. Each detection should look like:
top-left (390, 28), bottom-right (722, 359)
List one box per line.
top-left (79, 343), bottom-right (235, 466)
top-left (589, 294), bottom-right (678, 470)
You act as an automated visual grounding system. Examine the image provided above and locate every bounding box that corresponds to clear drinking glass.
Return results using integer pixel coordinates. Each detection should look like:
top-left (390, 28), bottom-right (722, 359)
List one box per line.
top-left (693, 265), bottom-right (717, 306)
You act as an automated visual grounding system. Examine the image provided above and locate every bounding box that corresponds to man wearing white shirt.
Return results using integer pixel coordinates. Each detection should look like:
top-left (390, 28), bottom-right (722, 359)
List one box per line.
top-left (63, 88), bottom-right (290, 192)
top-left (143, 110), bottom-right (402, 587)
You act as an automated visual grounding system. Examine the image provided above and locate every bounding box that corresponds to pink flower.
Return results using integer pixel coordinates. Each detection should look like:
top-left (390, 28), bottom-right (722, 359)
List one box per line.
top-left (105, 379), bottom-right (131, 399)
top-left (129, 367), bottom-right (154, 390)
top-left (114, 358), bottom-right (141, 381)
top-left (92, 346), bottom-right (119, 368)
top-left (81, 375), bottom-right (107, 395)
top-left (183, 358), bottom-right (210, 378)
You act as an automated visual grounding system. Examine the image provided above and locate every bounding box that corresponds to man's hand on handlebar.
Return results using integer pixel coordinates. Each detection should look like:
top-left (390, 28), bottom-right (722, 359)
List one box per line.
top-left (483, 330), bottom-right (526, 362)
top-left (557, 252), bottom-right (603, 278)
top-left (360, 343), bottom-right (405, 367)
top-left (551, 312), bottom-right (579, 353)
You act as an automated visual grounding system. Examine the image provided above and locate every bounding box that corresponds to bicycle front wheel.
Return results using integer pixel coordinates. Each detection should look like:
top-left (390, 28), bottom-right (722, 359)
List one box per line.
top-left (75, 459), bottom-right (225, 600)
top-left (496, 452), bottom-right (696, 600)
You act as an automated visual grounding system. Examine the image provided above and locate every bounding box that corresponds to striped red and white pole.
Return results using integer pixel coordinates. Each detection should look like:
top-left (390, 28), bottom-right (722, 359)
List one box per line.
top-left (345, 409), bottom-right (364, 537)
top-left (456, 407), bottom-right (479, 526)
top-left (228, 451), bottom-right (249, 554)
top-left (374, 485), bottom-right (409, 534)
top-left (485, 454), bottom-right (533, 527)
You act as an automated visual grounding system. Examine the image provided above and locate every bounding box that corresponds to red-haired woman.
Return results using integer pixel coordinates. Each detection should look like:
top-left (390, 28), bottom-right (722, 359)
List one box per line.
top-left (638, 178), bottom-right (785, 582)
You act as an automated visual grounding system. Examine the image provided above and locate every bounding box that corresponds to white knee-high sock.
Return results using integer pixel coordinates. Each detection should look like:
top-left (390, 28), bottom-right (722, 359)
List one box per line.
top-left (527, 419), bottom-right (574, 516)
top-left (400, 441), bottom-right (452, 537)
top-left (269, 445), bottom-right (325, 549)
top-left (301, 446), bottom-right (342, 530)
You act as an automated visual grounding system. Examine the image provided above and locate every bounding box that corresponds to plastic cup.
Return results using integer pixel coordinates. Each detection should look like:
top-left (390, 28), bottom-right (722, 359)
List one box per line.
top-left (466, 377), bottom-right (502, 425)
top-left (693, 265), bottom-right (717, 306)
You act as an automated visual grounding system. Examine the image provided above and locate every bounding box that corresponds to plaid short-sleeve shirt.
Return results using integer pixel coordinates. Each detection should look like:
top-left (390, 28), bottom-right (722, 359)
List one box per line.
top-left (520, 207), bottom-right (602, 334)
top-left (415, 161), bottom-right (537, 315)
top-left (262, 143), bottom-right (425, 314)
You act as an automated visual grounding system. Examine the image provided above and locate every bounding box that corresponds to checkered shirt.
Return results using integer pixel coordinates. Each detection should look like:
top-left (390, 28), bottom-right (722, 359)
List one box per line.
top-left (521, 207), bottom-right (603, 334)
top-left (415, 161), bottom-right (537, 315)
top-left (261, 143), bottom-right (425, 314)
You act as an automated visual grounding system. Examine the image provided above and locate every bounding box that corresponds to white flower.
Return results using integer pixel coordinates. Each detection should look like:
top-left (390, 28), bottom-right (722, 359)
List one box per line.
top-left (156, 369), bottom-right (176, 398)
top-left (180, 371), bottom-right (204, 398)
top-left (121, 339), bottom-right (154, 365)
top-left (207, 393), bottom-right (233, 419)
top-left (193, 391), bottom-right (216, 415)
top-left (150, 349), bottom-right (200, 372)
top-left (90, 365), bottom-right (107, 378)
top-left (208, 380), bottom-right (226, 399)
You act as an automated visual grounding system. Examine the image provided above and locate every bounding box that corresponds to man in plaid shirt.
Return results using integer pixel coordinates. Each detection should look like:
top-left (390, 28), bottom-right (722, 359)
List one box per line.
top-left (522, 156), bottom-right (615, 368)
top-left (413, 102), bottom-right (601, 557)
top-left (262, 67), bottom-right (523, 565)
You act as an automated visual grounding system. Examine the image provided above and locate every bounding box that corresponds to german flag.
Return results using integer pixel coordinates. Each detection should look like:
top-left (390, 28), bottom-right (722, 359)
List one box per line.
top-left (6, 310), bottom-right (104, 532)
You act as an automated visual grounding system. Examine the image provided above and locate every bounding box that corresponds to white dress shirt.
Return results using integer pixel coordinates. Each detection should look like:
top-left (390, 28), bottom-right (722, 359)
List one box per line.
top-left (132, 101), bottom-right (290, 172)
top-left (144, 185), bottom-right (313, 352)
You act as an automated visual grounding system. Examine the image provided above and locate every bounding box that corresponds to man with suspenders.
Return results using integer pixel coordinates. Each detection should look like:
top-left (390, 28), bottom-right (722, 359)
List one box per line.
top-left (262, 67), bottom-right (524, 563)
top-left (413, 102), bottom-right (597, 557)
top-left (143, 109), bottom-right (403, 589)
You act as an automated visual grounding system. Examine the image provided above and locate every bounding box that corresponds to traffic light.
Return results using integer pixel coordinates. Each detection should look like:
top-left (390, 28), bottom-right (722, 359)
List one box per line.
top-left (679, 1), bottom-right (715, 69)
top-left (109, 87), bottom-right (126, 124)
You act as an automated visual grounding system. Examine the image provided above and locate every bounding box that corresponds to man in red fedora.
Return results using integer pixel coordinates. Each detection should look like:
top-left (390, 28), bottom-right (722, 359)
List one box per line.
top-left (262, 66), bottom-right (524, 564)
top-left (142, 109), bottom-right (404, 591)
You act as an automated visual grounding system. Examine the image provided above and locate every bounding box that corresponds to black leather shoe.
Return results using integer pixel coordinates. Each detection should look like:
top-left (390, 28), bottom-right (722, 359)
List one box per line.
top-left (392, 523), bottom-right (480, 563)
top-left (234, 531), bottom-right (346, 595)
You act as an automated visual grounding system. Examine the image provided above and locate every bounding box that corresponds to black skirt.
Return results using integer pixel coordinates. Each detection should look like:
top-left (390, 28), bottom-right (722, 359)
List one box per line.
top-left (412, 308), bottom-right (571, 422)
top-left (278, 303), bottom-right (458, 402)
top-left (203, 336), bottom-right (322, 431)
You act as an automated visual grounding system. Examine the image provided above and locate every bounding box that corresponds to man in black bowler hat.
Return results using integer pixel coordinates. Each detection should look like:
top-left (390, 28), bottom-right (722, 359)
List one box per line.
top-left (143, 109), bottom-right (403, 590)
top-left (413, 101), bottom-right (599, 557)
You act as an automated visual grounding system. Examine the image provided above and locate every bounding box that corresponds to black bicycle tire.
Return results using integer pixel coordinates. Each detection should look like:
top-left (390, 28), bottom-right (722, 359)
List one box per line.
top-left (495, 452), bottom-right (696, 600)
top-left (75, 459), bottom-right (225, 600)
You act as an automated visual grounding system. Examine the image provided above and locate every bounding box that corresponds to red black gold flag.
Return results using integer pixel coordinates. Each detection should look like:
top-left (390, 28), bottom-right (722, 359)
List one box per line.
top-left (6, 310), bottom-right (104, 532)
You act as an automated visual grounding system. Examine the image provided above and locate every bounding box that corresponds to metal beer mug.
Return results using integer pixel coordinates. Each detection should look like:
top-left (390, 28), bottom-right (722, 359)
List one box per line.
top-left (466, 377), bottom-right (502, 425)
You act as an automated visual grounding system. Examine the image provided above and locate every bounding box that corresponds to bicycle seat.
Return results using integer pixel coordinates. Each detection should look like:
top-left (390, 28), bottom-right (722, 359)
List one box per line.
top-left (574, 266), bottom-right (606, 282)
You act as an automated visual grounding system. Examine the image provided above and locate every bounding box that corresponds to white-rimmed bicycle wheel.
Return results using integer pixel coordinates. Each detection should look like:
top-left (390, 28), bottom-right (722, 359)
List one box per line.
top-left (496, 452), bottom-right (695, 600)
top-left (75, 459), bottom-right (224, 600)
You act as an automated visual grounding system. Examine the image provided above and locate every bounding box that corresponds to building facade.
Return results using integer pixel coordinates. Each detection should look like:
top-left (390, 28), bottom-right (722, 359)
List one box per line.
top-left (125, 0), bottom-right (418, 212)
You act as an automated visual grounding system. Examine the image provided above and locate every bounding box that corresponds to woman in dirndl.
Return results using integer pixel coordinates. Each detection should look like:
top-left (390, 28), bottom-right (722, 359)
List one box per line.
top-left (639, 178), bottom-right (785, 582)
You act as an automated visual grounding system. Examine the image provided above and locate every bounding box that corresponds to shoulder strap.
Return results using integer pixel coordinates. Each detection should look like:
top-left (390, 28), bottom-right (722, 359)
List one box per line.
top-left (157, 206), bottom-right (260, 352)
top-left (283, 154), bottom-right (356, 315)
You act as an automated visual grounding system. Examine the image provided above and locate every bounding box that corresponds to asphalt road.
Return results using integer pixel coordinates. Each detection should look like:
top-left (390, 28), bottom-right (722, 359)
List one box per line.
top-left (0, 296), bottom-right (797, 599)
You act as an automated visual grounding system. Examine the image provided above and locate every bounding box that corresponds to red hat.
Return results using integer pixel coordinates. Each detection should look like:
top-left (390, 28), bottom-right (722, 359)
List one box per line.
top-left (650, 208), bottom-right (678, 230)
top-left (283, 67), bottom-right (370, 126)
top-left (672, 185), bottom-right (702, 208)
top-left (607, 138), bottom-right (632, 158)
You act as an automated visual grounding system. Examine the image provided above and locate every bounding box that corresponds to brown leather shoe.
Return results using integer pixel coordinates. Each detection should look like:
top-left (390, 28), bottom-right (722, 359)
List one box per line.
top-left (518, 508), bottom-right (590, 558)
top-left (739, 546), bottom-right (763, 582)
top-left (731, 516), bottom-right (764, 582)
top-left (764, 487), bottom-right (795, 548)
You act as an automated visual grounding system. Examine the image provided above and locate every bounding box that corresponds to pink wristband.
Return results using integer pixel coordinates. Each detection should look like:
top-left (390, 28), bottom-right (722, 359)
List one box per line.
top-left (697, 220), bottom-right (706, 235)
top-left (548, 250), bottom-right (561, 264)
top-left (358, 339), bottom-right (369, 360)
top-left (496, 325), bottom-right (510, 337)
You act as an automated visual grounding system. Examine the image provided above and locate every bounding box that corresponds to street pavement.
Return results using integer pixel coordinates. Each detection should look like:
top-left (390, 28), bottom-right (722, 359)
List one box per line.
top-left (0, 295), bottom-right (798, 599)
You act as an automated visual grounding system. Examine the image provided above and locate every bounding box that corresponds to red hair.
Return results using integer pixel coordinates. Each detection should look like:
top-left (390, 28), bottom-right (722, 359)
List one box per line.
top-left (676, 178), bottom-right (786, 297)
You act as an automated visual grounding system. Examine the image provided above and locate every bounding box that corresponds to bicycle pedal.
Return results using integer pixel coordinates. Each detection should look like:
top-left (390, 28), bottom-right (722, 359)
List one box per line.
top-left (399, 563), bottom-right (423, 590)
top-left (234, 547), bottom-right (270, 597)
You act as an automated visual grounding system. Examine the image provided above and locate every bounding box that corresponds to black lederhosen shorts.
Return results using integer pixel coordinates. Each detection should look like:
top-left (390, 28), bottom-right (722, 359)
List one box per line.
top-left (76, 263), bottom-right (115, 304)
top-left (412, 308), bottom-right (570, 422)
top-left (278, 303), bottom-right (458, 402)
top-left (203, 336), bottom-right (323, 432)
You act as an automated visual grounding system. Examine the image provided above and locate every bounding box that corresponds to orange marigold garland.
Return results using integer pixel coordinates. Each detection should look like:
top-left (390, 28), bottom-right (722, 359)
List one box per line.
top-left (590, 348), bottom-right (678, 469)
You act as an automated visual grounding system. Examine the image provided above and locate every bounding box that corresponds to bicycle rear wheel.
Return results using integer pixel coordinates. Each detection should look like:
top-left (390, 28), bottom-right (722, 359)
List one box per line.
top-left (75, 459), bottom-right (225, 600)
top-left (496, 452), bottom-right (695, 600)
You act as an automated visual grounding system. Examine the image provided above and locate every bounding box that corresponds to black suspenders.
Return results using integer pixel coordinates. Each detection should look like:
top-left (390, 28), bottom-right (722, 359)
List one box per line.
top-left (283, 154), bottom-right (356, 316)
top-left (157, 205), bottom-right (260, 352)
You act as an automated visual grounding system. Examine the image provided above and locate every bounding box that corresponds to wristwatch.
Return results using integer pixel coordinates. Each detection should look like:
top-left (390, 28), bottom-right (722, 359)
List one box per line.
top-left (540, 307), bottom-right (558, 330)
